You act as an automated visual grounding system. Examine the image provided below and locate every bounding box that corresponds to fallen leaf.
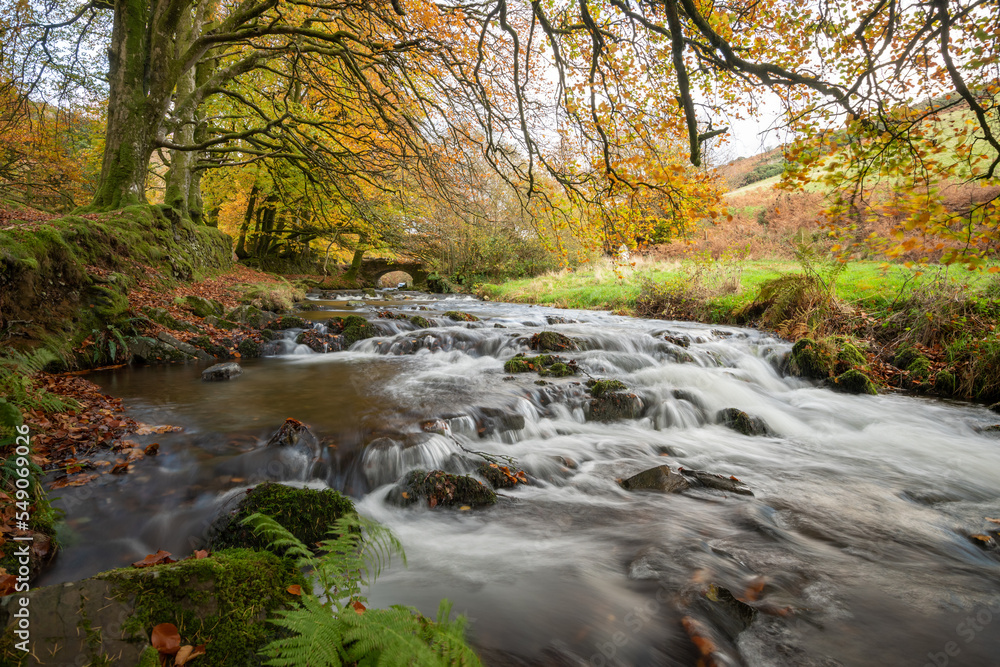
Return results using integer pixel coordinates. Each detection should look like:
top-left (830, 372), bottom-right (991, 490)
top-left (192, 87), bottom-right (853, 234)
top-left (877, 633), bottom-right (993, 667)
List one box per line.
top-left (144, 443), bottom-right (160, 456)
top-left (134, 424), bottom-right (183, 435)
top-left (175, 644), bottom-right (206, 665)
top-left (459, 505), bottom-right (471, 511)
top-left (287, 584), bottom-right (302, 595)
top-left (0, 573), bottom-right (16, 596)
top-left (987, 518), bottom-right (1000, 524)
top-left (152, 622), bottom-right (181, 655)
top-left (351, 599), bottom-right (366, 614)
top-left (110, 462), bottom-right (129, 475)
top-left (193, 550), bottom-right (209, 560)
top-left (133, 550), bottom-right (176, 568)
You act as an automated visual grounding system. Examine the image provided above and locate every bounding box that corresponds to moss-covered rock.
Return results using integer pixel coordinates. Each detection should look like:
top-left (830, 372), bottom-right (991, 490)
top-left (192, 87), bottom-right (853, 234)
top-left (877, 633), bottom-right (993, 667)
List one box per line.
top-left (790, 336), bottom-right (868, 380)
top-left (589, 391), bottom-right (643, 422)
top-left (265, 316), bottom-right (306, 330)
top-left (893, 345), bottom-right (923, 371)
top-left (393, 470), bottom-right (497, 508)
top-left (209, 482), bottom-right (356, 552)
top-left (143, 306), bottom-right (200, 333)
top-left (425, 274), bottom-right (455, 294)
top-left (503, 353), bottom-right (578, 377)
top-left (128, 336), bottom-right (197, 363)
top-left (831, 369), bottom-right (878, 395)
top-left (225, 304), bottom-right (276, 328)
top-left (476, 463), bottom-right (528, 489)
top-left (173, 295), bottom-right (225, 318)
top-left (443, 310), bottom-right (480, 322)
top-left (409, 315), bottom-right (432, 329)
top-left (530, 331), bottom-right (578, 352)
top-left (0, 549), bottom-right (302, 667)
top-left (237, 283), bottom-right (305, 313)
top-left (236, 338), bottom-right (261, 358)
top-left (204, 315), bottom-right (240, 330)
top-left (716, 408), bottom-right (771, 436)
top-left (189, 335), bottom-right (230, 358)
top-left (587, 379), bottom-right (628, 397)
top-left (339, 315), bottom-right (378, 347)
top-left (935, 370), bottom-right (957, 395)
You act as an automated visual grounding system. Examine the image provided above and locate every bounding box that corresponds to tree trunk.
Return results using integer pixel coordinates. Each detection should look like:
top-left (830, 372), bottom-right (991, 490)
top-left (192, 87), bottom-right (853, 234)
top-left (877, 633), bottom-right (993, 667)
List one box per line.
top-left (91, 0), bottom-right (157, 209)
top-left (235, 185), bottom-right (258, 259)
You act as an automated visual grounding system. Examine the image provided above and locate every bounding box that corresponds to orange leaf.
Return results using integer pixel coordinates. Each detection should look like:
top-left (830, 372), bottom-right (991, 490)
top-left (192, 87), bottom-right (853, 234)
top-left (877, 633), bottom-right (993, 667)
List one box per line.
top-left (351, 599), bottom-right (367, 614)
top-left (132, 550), bottom-right (176, 568)
top-left (193, 550), bottom-right (209, 560)
top-left (287, 584), bottom-right (302, 595)
top-left (0, 573), bottom-right (16, 596)
top-left (152, 622), bottom-right (181, 655)
top-left (175, 644), bottom-right (206, 665)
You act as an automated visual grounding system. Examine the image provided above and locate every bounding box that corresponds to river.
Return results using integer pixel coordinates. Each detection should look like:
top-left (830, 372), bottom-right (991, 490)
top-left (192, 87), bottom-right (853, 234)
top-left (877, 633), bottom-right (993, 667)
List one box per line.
top-left (39, 290), bottom-right (1000, 666)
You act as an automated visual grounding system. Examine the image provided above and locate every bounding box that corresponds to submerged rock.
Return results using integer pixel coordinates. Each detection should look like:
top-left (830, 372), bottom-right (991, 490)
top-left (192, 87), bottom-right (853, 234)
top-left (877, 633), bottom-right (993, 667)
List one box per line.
top-left (202, 361), bottom-right (242, 381)
top-left (265, 418), bottom-right (318, 453)
top-left (619, 465), bottom-right (691, 493)
top-left (208, 482), bottom-right (355, 552)
top-left (391, 469), bottom-right (497, 508)
top-left (680, 468), bottom-right (754, 496)
top-left (716, 408), bottom-right (771, 436)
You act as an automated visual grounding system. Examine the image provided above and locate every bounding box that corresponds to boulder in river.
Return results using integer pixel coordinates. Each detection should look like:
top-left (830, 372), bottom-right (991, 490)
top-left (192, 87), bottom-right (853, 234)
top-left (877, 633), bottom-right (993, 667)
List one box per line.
top-left (208, 482), bottom-right (355, 552)
top-left (391, 469), bottom-right (497, 508)
top-left (504, 353), bottom-right (578, 377)
top-left (201, 361), bottom-right (242, 381)
top-left (338, 315), bottom-right (378, 346)
top-left (265, 417), bottom-right (318, 452)
top-left (265, 315), bottom-right (307, 330)
top-left (619, 465), bottom-right (691, 493)
top-left (0, 549), bottom-right (302, 665)
top-left (587, 378), bottom-right (628, 397)
top-left (225, 304), bottom-right (277, 328)
top-left (829, 368), bottom-right (877, 395)
top-left (530, 331), bottom-right (579, 352)
top-left (716, 408), bottom-right (772, 436)
top-left (588, 391), bottom-right (643, 422)
top-left (476, 462), bottom-right (529, 489)
top-left (443, 310), bottom-right (480, 322)
top-left (680, 468), bottom-right (754, 496)
top-left (128, 335), bottom-right (196, 363)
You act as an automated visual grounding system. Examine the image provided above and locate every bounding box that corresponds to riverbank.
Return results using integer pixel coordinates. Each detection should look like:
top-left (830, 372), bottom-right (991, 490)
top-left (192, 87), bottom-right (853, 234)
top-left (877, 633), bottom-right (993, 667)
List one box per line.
top-left (478, 256), bottom-right (1000, 406)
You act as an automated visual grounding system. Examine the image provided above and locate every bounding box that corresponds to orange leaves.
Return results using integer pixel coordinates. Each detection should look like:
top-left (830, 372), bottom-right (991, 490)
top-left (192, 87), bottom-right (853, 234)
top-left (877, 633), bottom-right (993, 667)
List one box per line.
top-left (133, 550), bottom-right (177, 568)
top-left (151, 622), bottom-right (206, 665)
top-left (287, 584), bottom-right (303, 595)
top-left (351, 599), bottom-right (367, 614)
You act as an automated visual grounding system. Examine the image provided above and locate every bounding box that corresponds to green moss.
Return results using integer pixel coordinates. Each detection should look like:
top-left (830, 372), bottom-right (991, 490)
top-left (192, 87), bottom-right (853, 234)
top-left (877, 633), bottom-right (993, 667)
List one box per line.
top-left (906, 355), bottom-right (932, 380)
top-left (237, 282), bottom-right (304, 313)
top-left (237, 339), bottom-right (261, 358)
top-left (340, 315), bottom-right (378, 346)
top-left (443, 310), bottom-right (480, 322)
top-left (144, 306), bottom-right (200, 332)
top-left (105, 548), bottom-right (305, 667)
top-left (588, 379), bottom-right (627, 397)
top-left (789, 338), bottom-right (834, 379)
top-left (503, 354), bottom-right (578, 376)
top-left (530, 331), bottom-right (578, 352)
top-left (189, 335), bottom-right (229, 358)
top-left (830, 336), bottom-right (867, 373)
top-left (209, 482), bottom-right (356, 552)
top-left (476, 463), bottom-right (526, 489)
top-left (831, 369), bottom-right (878, 395)
top-left (935, 369), bottom-right (957, 395)
top-left (893, 345), bottom-right (923, 370)
top-left (409, 315), bottom-right (432, 329)
top-left (174, 295), bottom-right (224, 318)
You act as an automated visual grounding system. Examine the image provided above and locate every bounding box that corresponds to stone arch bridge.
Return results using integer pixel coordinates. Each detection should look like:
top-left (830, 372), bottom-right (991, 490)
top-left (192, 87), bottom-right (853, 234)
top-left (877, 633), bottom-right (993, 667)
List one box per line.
top-left (354, 258), bottom-right (429, 287)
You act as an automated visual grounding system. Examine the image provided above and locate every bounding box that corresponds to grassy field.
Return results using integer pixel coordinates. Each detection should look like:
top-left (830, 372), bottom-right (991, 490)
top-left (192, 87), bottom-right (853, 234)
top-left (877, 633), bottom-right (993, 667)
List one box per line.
top-left (480, 256), bottom-right (996, 316)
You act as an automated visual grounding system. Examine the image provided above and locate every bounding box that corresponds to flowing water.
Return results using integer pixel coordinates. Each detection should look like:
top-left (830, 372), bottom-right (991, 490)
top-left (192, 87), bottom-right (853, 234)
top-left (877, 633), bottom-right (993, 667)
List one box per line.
top-left (39, 291), bottom-right (1000, 666)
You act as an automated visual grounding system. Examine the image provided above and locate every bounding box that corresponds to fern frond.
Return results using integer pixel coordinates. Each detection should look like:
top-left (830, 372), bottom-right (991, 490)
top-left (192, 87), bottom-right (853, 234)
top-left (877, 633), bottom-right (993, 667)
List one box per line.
top-left (0, 348), bottom-right (57, 375)
top-left (241, 512), bottom-right (319, 568)
top-left (262, 594), bottom-right (345, 667)
top-left (341, 606), bottom-right (442, 667)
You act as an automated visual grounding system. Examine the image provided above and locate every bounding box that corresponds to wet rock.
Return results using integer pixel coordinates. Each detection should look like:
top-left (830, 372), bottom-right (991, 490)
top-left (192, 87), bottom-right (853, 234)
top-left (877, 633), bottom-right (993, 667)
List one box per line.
top-left (968, 533), bottom-right (998, 551)
top-left (619, 465), bottom-right (691, 493)
top-left (225, 304), bottom-right (277, 328)
top-left (157, 331), bottom-right (215, 362)
top-left (717, 408), bottom-right (771, 436)
top-left (236, 338), bottom-right (261, 358)
top-left (128, 335), bottom-right (196, 363)
top-left (989, 402), bottom-right (1000, 414)
top-left (546, 315), bottom-right (577, 324)
top-left (202, 362), bottom-right (243, 381)
top-left (529, 331), bottom-right (578, 352)
top-left (265, 315), bottom-right (307, 330)
top-left (338, 315), bottom-right (378, 346)
top-left (663, 333), bottom-right (691, 348)
top-left (208, 482), bottom-right (354, 552)
top-left (347, 300), bottom-right (367, 307)
top-left (672, 389), bottom-right (705, 408)
top-left (589, 391), bottom-right (643, 422)
top-left (680, 468), bottom-right (754, 496)
top-left (265, 418), bottom-right (319, 454)
top-left (390, 469), bottom-right (497, 508)
top-left (789, 336), bottom-right (867, 380)
top-left (409, 315), bottom-right (432, 329)
top-left (188, 335), bottom-right (230, 358)
top-left (587, 378), bottom-right (628, 397)
top-left (296, 329), bottom-right (342, 353)
top-left (443, 310), bottom-right (480, 322)
top-left (173, 295), bottom-right (224, 318)
top-left (504, 353), bottom-right (578, 377)
top-left (476, 462), bottom-right (528, 489)
top-left (829, 368), bottom-right (877, 395)
top-left (476, 406), bottom-right (527, 435)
